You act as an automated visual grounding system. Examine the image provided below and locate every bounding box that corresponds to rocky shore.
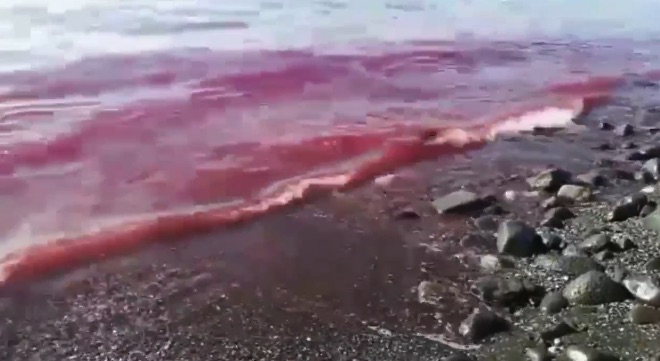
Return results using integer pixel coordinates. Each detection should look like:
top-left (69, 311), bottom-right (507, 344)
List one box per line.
top-left (3, 99), bottom-right (660, 360)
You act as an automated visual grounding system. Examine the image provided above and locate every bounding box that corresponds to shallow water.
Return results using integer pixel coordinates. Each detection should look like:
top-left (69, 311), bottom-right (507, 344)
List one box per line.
top-left (1, 0), bottom-right (660, 281)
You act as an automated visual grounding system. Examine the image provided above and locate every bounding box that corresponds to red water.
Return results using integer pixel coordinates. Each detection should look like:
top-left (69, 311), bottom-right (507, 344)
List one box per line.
top-left (0, 40), bottom-right (656, 283)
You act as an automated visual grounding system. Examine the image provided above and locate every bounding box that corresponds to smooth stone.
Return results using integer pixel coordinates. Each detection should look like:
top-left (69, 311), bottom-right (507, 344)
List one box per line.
top-left (614, 123), bottom-right (634, 136)
top-left (539, 292), bottom-right (569, 314)
top-left (497, 220), bottom-right (545, 257)
top-left (562, 271), bottom-right (630, 305)
top-left (479, 254), bottom-right (515, 272)
top-left (565, 345), bottom-right (620, 361)
top-left (526, 345), bottom-right (551, 361)
top-left (645, 257), bottom-right (660, 272)
top-left (578, 234), bottom-right (613, 253)
top-left (629, 304), bottom-right (660, 324)
top-left (534, 254), bottom-right (604, 276)
top-left (642, 158), bottom-right (660, 179)
top-left (622, 274), bottom-right (660, 306)
top-left (643, 209), bottom-right (660, 232)
top-left (538, 319), bottom-right (580, 341)
top-left (417, 281), bottom-right (444, 305)
top-left (527, 168), bottom-right (572, 192)
top-left (474, 215), bottom-right (498, 231)
top-left (458, 308), bottom-right (509, 342)
top-left (557, 184), bottom-right (592, 202)
top-left (563, 244), bottom-right (586, 256)
top-left (576, 171), bottom-right (608, 187)
top-left (432, 190), bottom-right (492, 214)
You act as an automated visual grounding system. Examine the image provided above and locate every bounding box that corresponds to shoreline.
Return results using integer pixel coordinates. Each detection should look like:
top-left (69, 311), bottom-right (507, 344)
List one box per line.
top-left (2, 94), bottom-right (660, 360)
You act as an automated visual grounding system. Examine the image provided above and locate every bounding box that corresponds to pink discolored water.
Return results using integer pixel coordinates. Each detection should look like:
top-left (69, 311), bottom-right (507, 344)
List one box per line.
top-left (0, 37), bottom-right (659, 283)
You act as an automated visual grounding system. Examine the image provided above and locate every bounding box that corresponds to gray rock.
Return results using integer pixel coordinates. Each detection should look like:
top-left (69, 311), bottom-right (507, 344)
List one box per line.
top-left (563, 244), bottom-right (587, 256)
top-left (629, 304), bottom-right (660, 324)
top-left (578, 234), bottom-right (613, 253)
top-left (565, 345), bottom-right (620, 361)
top-left (645, 257), bottom-right (660, 272)
top-left (594, 250), bottom-right (614, 261)
top-left (497, 221), bottom-right (545, 257)
top-left (598, 121), bottom-right (614, 130)
top-left (557, 184), bottom-right (592, 202)
top-left (643, 209), bottom-right (660, 232)
top-left (627, 145), bottom-right (660, 161)
top-left (417, 281), bottom-right (444, 305)
top-left (474, 215), bottom-right (498, 231)
top-left (472, 275), bottom-right (541, 307)
top-left (609, 192), bottom-right (648, 222)
top-left (562, 271), bottom-right (630, 305)
top-left (539, 319), bottom-right (580, 341)
top-left (610, 265), bottom-right (629, 283)
top-left (614, 123), bottom-right (634, 136)
top-left (640, 202), bottom-right (657, 218)
top-left (622, 141), bottom-right (637, 149)
top-left (622, 274), bottom-right (660, 307)
top-left (545, 207), bottom-right (575, 222)
top-left (642, 158), bottom-right (660, 179)
top-left (613, 236), bottom-right (636, 251)
top-left (459, 233), bottom-right (493, 248)
top-left (479, 254), bottom-right (515, 272)
top-left (458, 308), bottom-right (509, 342)
top-left (534, 254), bottom-right (604, 276)
top-left (526, 345), bottom-right (551, 361)
top-left (576, 170), bottom-right (608, 187)
top-left (432, 190), bottom-right (492, 214)
top-left (527, 168), bottom-right (572, 192)
top-left (539, 292), bottom-right (569, 314)
top-left (540, 232), bottom-right (564, 250)
top-left (541, 196), bottom-right (566, 209)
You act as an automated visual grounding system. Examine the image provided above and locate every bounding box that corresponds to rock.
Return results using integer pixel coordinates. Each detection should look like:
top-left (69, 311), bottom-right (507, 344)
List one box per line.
top-left (578, 234), bottom-right (614, 253)
top-left (643, 210), bottom-right (660, 232)
top-left (610, 265), bottom-right (629, 283)
top-left (417, 281), bottom-right (444, 305)
top-left (557, 184), bottom-right (592, 202)
top-left (526, 345), bottom-right (551, 361)
top-left (562, 244), bottom-right (586, 256)
top-left (613, 236), bottom-right (636, 251)
top-left (598, 121), bottom-right (614, 130)
top-left (539, 292), bottom-right (569, 314)
top-left (642, 158), bottom-right (660, 179)
top-left (645, 257), bottom-right (660, 272)
top-left (459, 233), bottom-right (492, 248)
top-left (473, 215), bottom-right (498, 231)
top-left (545, 207), bottom-right (575, 222)
top-left (538, 319), bottom-right (580, 341)
top-left (541, 196), bottom-right (566, 209)
top-left (540, 232), bottom-right (564, 250)
top-left (562, 271), bottom-right (630, 305)
top-left (629, 304), bottom-right (660, 324)
top-left (472, 275), bottom-right (542, 307)
top-left (497, 221), bottom-right (545, 257)
top-left (640, 202), bottom-right (657, 218)
top-left (565, 345), bottom-right (620, 361)
top-left (534, 254), bottom-right (604, 276)
top-left (527, 168), bottom-right (572, 192)
top-left (627, 144), bottom-right (660, 161)
top-left (614, 123), bottom-right (634, 136)
top-left (636, 171), bottom-right (656, 184)
top-left (622, 274), bottom-right (660, 306)
top-left (594, 250), bottom-right (613, 261)
top-left (432, 190), bottom-right (493, 214)
top-left (609, 193), bottom-right (648, 222)
top-left (482, 204), bottom-right (506, 215)
top-left (622, 141), bottom-right (637, 149)
top-left (479, 254), bottom-right (515, 272)
top-left (540, 216), bottom-right (564, 229)
top-left (576, 171), bottom-right (608, 187)
top-left (458, 308), bottom-right (509, 342)
top-left (394, 207), bottom-right (420, 220)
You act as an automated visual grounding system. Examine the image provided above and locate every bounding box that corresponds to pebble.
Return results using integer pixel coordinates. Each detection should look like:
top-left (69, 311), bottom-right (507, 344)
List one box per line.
top-left (527, 168), bottom-right (573, 192)
top-left (417, 281), bottom-right (444, 305)
top-left (540, 232), bottom-right (564, 250)
top-left (474, 215), bottom-right (498, 231)
top-left (622, 274), bottom-right (660, 306)
top-left (642, 158), bottom-right (660, 179)
top-left (432, 190), bottom-right (493, 214)
top-left (579, 234), bottom-right (614, 253)
top-left (526, 345), bottom-right (552, 361)
top-left (614, 123), bottom-right (634, 136)
top-left (479, 254), bottom-right (515, 272)
top-left (534, 254), bottom-right (604, 276)
top-left (557, 184), bottom-right (592, 202)
top-left (565, 345), bottom-right (620, 361)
